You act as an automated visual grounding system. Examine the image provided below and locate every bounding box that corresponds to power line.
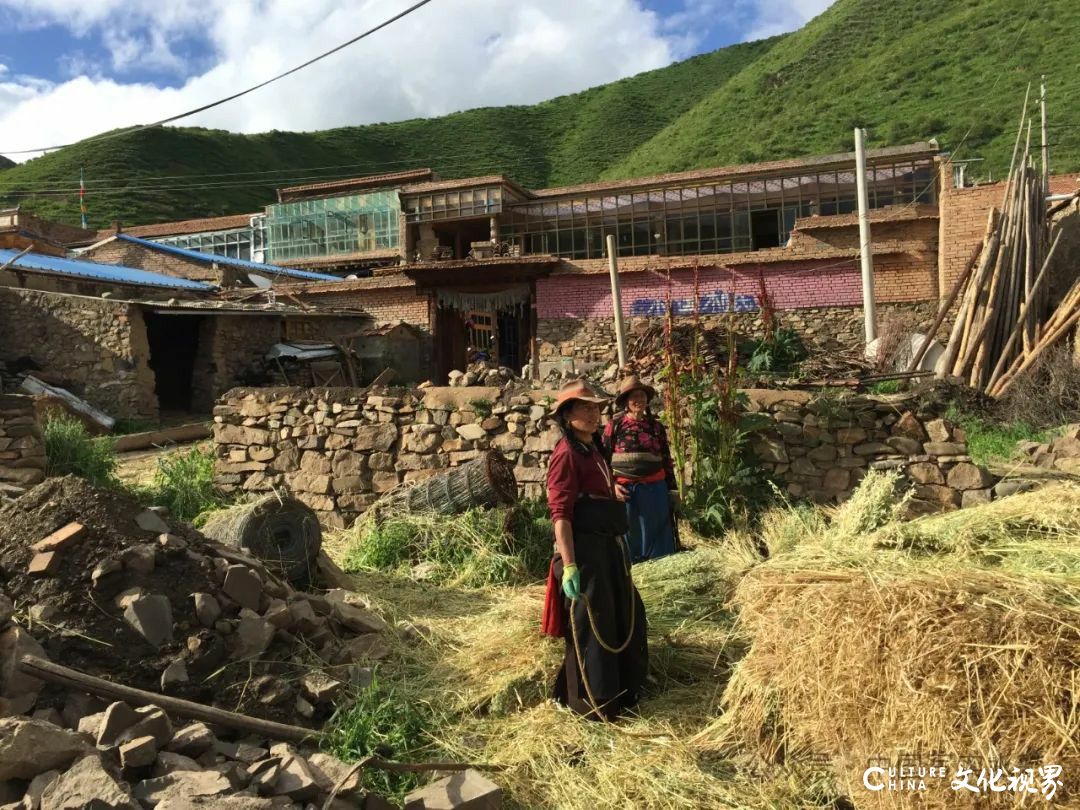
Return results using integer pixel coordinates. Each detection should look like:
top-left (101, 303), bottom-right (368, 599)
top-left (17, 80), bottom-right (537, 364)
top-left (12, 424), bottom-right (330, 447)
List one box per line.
top-left (0, 0), bottom-right (438, 157)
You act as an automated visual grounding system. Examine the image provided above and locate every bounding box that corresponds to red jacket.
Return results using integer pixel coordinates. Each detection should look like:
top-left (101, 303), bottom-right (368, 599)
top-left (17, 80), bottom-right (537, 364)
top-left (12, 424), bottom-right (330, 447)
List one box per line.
top-left (545, 436), bottom-right (614, 523)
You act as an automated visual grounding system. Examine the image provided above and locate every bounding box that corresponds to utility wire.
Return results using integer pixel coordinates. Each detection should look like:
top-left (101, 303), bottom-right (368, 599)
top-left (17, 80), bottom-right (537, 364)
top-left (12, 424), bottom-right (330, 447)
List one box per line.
top-left (0, 0), bottom-right (438, 157)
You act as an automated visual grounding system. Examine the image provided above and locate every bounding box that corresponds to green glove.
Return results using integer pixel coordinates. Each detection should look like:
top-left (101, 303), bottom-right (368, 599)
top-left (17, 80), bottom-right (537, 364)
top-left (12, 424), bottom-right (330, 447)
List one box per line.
top-left (561, 564), bottom-right (581, 600)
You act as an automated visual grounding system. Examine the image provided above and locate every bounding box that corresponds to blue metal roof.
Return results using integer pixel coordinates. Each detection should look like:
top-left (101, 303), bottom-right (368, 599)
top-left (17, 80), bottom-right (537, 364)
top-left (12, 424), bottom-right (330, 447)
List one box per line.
top-left (117, 234), bottom-right (339, 282)
top-left (0, 248), bottom-right (216, 291)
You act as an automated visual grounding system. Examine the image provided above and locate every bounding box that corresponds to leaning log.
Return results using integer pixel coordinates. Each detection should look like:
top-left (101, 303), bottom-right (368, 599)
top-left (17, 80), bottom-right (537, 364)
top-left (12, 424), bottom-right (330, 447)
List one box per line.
top-left (18, 655), bottom-right (317, 744)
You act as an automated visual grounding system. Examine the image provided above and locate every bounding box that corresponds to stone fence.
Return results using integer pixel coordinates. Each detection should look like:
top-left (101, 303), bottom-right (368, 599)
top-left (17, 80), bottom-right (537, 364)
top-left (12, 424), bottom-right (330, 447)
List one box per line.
top-left (0, 395), bottom-right (46, 497)
top-left (744, 389), bottom-right (998, 517)
top-left (213, 385), bottom-right (999, 527)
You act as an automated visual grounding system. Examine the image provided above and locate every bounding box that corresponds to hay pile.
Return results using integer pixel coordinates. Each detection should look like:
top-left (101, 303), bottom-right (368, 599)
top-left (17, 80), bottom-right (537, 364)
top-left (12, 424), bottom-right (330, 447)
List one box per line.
top-left (321, 473), bottom-right (1078, 808)
top-left (703, 475), bottom-right (1080, 808)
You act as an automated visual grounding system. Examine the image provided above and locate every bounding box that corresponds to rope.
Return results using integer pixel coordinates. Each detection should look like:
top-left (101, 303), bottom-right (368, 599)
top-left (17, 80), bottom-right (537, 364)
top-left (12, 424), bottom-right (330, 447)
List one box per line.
top-left (567, 534), bottom-right (638, 720)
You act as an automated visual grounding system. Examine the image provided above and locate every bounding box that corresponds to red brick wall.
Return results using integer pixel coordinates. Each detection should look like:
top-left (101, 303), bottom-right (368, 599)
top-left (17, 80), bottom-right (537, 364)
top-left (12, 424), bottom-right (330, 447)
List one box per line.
top-left (537, 254), bottom-right (933, 321)
top-left (938, 172), bottom-right (1080, 294)
top-left (297, 287), bottom-right (432, 329)
top-left (82, 239), bottom-right (222, 283)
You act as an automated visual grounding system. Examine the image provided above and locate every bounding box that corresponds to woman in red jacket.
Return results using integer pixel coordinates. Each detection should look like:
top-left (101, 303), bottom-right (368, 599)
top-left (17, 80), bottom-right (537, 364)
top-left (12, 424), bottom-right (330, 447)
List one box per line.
top-left (541, 379), bottom-right (648, 720)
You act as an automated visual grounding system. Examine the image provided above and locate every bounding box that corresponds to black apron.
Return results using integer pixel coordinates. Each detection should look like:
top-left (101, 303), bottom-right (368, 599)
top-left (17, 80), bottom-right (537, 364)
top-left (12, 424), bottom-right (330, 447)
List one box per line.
top-left (552, 497), bottom-right (649, 720)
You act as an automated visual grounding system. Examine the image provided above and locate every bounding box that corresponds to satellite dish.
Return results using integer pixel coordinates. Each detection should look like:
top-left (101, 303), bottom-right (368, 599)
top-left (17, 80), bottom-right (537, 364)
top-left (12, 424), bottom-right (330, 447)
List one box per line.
top-left (247, 273), bottom-right (273, 289)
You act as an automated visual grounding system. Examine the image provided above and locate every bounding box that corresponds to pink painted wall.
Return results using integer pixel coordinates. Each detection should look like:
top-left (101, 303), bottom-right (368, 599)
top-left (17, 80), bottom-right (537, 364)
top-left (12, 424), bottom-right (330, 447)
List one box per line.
top-left (536, 261), bottom-right (863, 319)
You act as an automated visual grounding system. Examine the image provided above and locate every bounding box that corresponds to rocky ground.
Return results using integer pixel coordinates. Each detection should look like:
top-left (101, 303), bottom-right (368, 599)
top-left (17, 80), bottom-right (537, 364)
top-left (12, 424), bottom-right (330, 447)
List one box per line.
top-left (0, 477), bottom-right (500, 809)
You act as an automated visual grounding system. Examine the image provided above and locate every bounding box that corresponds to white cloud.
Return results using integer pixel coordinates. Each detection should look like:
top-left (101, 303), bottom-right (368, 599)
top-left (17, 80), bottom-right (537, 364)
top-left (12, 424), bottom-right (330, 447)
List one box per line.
top-left (0, 0), bottom-right (675, 160)
top-left (740, 0), bottom-right (833, 41)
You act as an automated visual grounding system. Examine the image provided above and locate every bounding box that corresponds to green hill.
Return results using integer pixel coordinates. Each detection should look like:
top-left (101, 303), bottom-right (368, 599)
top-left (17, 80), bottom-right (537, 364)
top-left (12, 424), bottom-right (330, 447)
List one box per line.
top-left (1, 0), bottom-right (1077, 229)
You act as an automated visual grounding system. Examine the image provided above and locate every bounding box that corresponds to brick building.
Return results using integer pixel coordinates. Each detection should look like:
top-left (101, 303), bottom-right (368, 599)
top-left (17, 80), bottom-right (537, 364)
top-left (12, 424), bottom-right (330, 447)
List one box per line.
top-left (271, 141), bottom-right (948, 378)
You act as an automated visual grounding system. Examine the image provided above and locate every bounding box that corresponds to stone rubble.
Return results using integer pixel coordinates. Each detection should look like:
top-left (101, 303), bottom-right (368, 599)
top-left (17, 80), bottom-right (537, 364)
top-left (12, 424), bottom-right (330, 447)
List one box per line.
top-left (0, 477), bottom-right (502, 808)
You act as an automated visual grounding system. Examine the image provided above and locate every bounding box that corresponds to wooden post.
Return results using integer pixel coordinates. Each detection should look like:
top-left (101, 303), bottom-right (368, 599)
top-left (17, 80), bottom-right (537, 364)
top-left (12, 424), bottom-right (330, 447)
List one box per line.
top-left (18, 655), bottom-right (317, 744)
top-left (854, 127), bottom-right (877, 344)
top-left (606, 234), bottom-right (627, 369)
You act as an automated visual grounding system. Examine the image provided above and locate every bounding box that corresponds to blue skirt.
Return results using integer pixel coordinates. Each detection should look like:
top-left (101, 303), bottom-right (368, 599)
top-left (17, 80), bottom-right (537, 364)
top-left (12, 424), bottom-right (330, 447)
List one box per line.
top-left (624, 479), bottom-right (675, 562)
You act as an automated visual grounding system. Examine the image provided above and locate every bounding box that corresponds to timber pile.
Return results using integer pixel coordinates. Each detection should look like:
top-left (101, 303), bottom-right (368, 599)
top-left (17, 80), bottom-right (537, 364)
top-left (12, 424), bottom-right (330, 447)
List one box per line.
top-left (935, 93), bottom-right (1080, 397)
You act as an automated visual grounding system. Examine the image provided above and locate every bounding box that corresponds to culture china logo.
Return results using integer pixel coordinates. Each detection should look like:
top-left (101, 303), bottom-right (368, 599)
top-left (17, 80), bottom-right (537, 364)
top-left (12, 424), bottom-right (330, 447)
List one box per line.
top-left (862, 763), bottom-right (1064, 801)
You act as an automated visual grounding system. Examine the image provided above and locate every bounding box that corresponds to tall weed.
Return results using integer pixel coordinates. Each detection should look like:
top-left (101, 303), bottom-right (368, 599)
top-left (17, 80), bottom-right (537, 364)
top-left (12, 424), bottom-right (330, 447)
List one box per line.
top-left (43, 414), bottom-right (118, 487)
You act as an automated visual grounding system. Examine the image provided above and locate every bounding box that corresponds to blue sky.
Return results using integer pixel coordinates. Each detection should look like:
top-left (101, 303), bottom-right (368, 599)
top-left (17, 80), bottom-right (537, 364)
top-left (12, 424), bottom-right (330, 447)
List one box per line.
top-left (0, 0), bottom-right (833, 160)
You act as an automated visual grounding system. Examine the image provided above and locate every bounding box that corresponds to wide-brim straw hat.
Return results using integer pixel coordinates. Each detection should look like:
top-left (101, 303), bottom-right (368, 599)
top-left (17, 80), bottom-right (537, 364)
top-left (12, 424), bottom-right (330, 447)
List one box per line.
top-left (550, 379), bottom-right (610, 415)
top-left (614, 375), bottom-right (657, 409)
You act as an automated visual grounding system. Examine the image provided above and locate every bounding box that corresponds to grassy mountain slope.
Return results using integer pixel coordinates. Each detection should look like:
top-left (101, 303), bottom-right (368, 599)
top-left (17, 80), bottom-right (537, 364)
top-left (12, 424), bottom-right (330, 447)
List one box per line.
top-left (608, 0), bottom-right (1080, 179)
top-left (0, 40), bottom-right (772, 228)
top-left (1, 0), bottom-right (1077, 230)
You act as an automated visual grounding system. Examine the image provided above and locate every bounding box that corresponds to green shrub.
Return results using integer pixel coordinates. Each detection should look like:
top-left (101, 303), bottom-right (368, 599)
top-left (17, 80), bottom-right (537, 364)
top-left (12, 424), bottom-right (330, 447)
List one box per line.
top-left (467, 398), bottom-right (493, 418)
top-left (324, 676), bottom-right (437, 798)
top-left (141, 445), bottom-right (224, 523)
top-left (44, 414), bottom-right (118, 488)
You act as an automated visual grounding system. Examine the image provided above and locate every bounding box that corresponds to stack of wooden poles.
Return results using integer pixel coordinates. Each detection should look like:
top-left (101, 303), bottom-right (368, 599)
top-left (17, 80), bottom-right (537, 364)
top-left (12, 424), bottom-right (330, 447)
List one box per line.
top-left (933, 93), bottom-right (1079, 397)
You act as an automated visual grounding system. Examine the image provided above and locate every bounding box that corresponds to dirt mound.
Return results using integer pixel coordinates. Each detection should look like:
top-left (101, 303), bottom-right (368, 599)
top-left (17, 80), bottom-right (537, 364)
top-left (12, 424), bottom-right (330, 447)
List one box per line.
top-left (0, 476), bottom-right (389, 727)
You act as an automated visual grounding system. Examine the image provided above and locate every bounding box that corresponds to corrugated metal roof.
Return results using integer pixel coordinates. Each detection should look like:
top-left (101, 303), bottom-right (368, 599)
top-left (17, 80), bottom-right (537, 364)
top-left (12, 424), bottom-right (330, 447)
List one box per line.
top-left (0, 248), bottom-right (215, 291)
top-left (116, 234), bottom-right (339, 282)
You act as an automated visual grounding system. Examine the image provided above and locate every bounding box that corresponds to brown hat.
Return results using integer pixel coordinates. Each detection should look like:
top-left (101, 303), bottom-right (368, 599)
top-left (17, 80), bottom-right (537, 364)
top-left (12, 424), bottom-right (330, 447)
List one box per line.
top-left (615, 375), bottom-right (657, 409)
top-left (550, 379), bottom-right (610, 415)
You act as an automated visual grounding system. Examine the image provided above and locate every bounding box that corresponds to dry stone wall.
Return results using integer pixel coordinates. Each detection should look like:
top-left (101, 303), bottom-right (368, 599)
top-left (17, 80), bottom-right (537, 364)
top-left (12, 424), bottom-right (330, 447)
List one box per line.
top-left (0, 395), bottom-right (45, 496)
top-left (215, 384), bottom-right (998, 527)
top-left (213, 386), bottom-right (561, 527)
top-left (745, 389), bottom-right (999, 516)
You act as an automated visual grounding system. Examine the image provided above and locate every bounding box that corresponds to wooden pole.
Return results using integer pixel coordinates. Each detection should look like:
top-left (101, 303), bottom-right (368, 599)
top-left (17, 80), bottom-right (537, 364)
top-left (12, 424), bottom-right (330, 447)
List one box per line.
top-left (854, 127), bottom-right (877, 343)
top-left (605, 234), bottom-right (627, 369)
top-left (18, 655), bottom-right (318, 744)
top-left (1040, 76), bottom-right (1050, 188)
top-left (985, 229), bottom-right (1063, 390)
top-left (909, 238), bottom-right (981, 373)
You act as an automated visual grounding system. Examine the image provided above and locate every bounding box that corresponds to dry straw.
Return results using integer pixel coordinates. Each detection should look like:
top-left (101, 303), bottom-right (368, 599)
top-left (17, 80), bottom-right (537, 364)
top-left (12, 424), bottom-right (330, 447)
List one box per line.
top-left (325, 473), bottom-right (1079, 808)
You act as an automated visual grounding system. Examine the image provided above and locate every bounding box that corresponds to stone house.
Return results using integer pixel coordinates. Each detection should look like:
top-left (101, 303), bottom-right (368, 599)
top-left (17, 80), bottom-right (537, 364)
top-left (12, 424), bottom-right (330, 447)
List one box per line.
top-left (0, 248), bottom-right (365, 420)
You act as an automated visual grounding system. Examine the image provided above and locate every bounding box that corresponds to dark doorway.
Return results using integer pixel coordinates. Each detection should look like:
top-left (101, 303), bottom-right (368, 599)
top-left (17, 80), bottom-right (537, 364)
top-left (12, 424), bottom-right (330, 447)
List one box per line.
top-left (433, 298), bottom-right (532, 381)
top-left (497, 309), bottom-right (525, 372)
top-left (751, 209), bottom-right (782, 250)
top-left (145, 313), bottom-right (204, 413)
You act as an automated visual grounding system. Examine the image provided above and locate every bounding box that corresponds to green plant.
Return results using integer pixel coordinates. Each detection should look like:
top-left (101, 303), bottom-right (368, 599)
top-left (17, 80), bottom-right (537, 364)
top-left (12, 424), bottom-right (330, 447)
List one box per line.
top-left (868, 379), bottom-right (903, 394)
top-left (43, 414), bottom-right (118, 488)
top-left (467, 398), bottom-right (493, 419)
top-left (324, 675), bottom-right (438, 799)
top-left (140, 445), bottom-right (224, 523)
top-left (746, 327), bottom-right (806, 373)
top-left (945, 404), bottom-right (1049, 466)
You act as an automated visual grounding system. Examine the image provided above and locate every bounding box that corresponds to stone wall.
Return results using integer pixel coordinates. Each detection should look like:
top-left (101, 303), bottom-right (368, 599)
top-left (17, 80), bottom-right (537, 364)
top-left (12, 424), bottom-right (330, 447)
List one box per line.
top-left (212, 386), bottom-right (560, 527)
top-left (214, 384), bottom-right (996, 527)
top-left (537, 301), bottom-right (942, 368)
top-left (745, 388), bottom-right (997, 515)
top-left (0, 289), bottom-right (158, 419)
top-left (0, 395), bottom-right (45, 495)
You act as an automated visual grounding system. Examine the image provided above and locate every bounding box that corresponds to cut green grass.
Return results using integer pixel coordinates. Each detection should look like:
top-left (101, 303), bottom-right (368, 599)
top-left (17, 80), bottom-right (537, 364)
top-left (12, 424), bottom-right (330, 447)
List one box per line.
top-left (342, 501), bottom-right (552, 588)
